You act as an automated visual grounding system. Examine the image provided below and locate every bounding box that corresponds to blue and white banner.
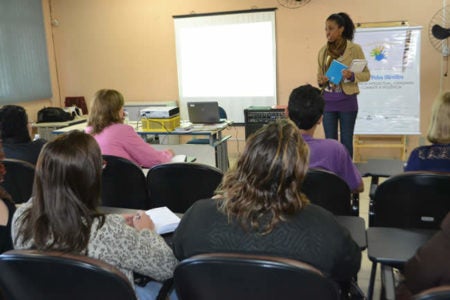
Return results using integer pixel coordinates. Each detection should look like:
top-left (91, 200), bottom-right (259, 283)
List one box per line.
top-left (354, 26), bottom-right (422, 135)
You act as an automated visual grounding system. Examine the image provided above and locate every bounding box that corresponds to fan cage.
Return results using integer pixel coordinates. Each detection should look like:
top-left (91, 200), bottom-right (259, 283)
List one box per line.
top-left (277, 0), bottom-right (311, 9)
top-left (429, 5), bottom-right (450, 57)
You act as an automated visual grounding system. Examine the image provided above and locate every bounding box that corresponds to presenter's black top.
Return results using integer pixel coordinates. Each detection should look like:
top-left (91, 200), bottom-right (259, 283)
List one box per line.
top-left (3, 138), bottom-right (47, 165)
top-left (172, 198), bottom-right (361, 284)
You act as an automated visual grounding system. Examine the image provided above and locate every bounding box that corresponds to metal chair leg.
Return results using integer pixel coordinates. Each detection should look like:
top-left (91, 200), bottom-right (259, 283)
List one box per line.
top-left (368, 261), bottom-right (377, 300)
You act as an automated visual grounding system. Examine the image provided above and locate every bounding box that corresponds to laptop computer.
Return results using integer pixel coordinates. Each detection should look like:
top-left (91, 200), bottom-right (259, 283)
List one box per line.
top-left (187, 102), bottom-right (220, 124)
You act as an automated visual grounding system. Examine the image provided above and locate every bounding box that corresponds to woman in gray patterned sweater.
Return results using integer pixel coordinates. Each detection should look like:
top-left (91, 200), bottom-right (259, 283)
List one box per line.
top-left (12, 131), bottom-right (178, 300)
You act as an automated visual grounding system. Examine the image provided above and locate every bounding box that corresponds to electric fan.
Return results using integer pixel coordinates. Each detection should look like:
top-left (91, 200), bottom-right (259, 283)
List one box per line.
top-left (277, 0), bottom-right (311, 9)
top-left (429, 5), bottom-right (450, 56)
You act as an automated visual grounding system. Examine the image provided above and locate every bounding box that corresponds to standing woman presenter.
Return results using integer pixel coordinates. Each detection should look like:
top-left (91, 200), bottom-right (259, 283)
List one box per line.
top-left (317, 12), bottom-right (370, 158)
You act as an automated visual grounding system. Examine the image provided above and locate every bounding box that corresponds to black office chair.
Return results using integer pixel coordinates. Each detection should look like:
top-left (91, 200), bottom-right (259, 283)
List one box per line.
top-left (146, 162), bottom-right (223, 213)
top-left (370, 171), bottom-right (450, 229)
top-left (173, 253), bottom-right (341, 300)
top-left (102, 155), bottom-right (151, 209)
top-left (0, 159), bottom-right (35, 204)
top-left (301, 168), bottom-right (359, 216)
top-left (187, 106), bottom-right (227, 145)
top-left (0, 249), bottom-right (136, 300)
top-left (367, 171), bottom-right (450, 300)
top-left (413, 285), bottom-right (450, 300)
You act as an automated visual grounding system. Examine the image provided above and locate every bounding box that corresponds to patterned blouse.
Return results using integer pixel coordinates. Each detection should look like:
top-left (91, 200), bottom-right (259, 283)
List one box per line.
top-left (404, 144), bottom-right (450, 172)
top-left (11, 202), bottom-right (178, 288)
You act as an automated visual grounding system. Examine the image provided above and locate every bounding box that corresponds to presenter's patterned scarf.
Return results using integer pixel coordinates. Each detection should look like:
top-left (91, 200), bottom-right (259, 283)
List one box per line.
top-left (326, 38), bottom-right (347, 64)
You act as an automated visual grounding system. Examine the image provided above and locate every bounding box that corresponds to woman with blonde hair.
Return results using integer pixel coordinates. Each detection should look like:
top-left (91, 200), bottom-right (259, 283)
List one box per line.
top-left (172, 119), bottom-right (361, 293)
top-left (86, 89), bottom-right (174, 168)
top-left (405, 91), bottom-right (450, 171)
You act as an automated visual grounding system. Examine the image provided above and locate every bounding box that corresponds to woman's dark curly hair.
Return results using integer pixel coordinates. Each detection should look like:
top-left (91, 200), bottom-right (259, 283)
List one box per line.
top-left (217, 119), bottom-right (310, 234)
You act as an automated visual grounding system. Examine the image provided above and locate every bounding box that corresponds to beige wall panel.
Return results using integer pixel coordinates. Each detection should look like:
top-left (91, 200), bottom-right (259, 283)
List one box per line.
top-left (26, 0), bottom-right (449, 157)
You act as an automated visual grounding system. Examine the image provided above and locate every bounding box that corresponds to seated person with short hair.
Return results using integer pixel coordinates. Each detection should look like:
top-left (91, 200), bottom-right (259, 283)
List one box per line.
top-left (172, 120), bottom-right (361, 296)
top-left (288, 84), bottom-right (364, 193)
top-left (0, 105), bottom-right (46, 165)
top-left (404, 91), bottom-right (450, 172)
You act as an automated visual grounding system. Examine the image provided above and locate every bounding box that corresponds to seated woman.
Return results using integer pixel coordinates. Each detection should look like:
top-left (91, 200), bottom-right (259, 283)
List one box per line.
top-left (0, 105), bottom-right (46, 165)
top-left (404, 92), bottom-right (450, 172)
top-left (86, 89), bottom-right (174, 168)
top-left (172, 119), bottom-right (361, 294)
top-left (0, 141), bottom-right (15, 253)
top-left (396, 212), bottom-right (450, 299)
top-left (12, 131), bottom-right (178, 299)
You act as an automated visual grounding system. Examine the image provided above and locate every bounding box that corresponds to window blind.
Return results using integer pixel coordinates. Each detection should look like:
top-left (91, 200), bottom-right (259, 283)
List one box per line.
top-left (0, 0), bottom-right (52, 103)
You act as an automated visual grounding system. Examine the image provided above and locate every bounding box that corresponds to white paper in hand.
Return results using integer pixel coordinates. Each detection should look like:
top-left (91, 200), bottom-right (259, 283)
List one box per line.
top-left (349, 59), bottom-right (367, 73)
top-left (145, 206), bottom-right (181, 234)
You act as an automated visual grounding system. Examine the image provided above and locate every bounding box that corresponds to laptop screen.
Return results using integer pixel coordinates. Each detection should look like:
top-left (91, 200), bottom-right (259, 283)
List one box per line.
top-left (187, 102), bottom-right (220, 124)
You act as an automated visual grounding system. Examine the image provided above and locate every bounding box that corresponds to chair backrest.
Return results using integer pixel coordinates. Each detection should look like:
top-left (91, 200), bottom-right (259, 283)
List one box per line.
top-left (174, 253), bottom-right (340, 300)
top-left (301, 168), bottom-right (358, 216)
top-left (102, 155), bottom-right (151, 209)
top-left (218, 106), bottom-right (227, 119)
top-left (0, 249), bottom-right (136, 300)
top-left (413, 285), bottom-right (450, 300)
top-left (146, 162), bottom-right (223, 213)
top-left (65, 96), bottom-right (88, 114)
top-left (0, 159), bottom-right (35, 204)
top-left (371, 172), bottom-right (450, 229)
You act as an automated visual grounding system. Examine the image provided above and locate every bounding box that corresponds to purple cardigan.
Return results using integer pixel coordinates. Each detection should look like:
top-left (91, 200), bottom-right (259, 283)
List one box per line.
top-left (86, 123), bottom-right (172, 168)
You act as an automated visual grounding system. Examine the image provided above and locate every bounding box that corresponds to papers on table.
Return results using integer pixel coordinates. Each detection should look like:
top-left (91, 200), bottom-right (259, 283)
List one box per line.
top-left (146, 206), bottom-right (181, 235)
top-left (325, 59), bottom-right (348, 85)
top-left (171, 154), bottom-right (187, 162)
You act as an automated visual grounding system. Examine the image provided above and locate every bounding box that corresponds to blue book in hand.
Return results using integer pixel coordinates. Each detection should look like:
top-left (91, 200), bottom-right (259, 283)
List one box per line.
top-left (325, 59), bottom-right (348, 85)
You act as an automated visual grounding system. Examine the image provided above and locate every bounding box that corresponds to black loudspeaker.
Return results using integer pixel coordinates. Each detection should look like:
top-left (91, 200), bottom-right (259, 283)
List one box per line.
top-left (245, 123), bottom-right (264, 139)
top-left (244, 108), bottom-right (286, 139)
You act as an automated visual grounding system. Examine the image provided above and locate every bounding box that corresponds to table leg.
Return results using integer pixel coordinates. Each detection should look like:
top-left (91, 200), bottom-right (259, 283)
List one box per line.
top-left (367, 261), bottom-right (377, 300)
top-left (381, 265), bottom-right (395, 300)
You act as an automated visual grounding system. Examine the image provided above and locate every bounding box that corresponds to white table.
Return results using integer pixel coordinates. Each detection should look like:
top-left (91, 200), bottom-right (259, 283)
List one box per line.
top-left (53, 120), bottom-right (231, 172)
top-left (33, 115), bottom-right (88, 141)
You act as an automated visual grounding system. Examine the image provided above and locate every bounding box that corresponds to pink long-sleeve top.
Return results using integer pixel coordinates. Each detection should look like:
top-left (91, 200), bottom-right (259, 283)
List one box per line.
top-left (86, 123), bottom-right (173, 168)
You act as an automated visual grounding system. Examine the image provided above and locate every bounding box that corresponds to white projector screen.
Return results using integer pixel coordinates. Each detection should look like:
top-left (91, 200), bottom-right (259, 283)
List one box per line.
top-left (174, 9), bottom-right (277, 124)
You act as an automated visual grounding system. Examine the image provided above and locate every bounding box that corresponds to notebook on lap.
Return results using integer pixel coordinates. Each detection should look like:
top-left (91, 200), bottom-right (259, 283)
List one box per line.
top-left (187, 102), bottom-right (220, 124)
